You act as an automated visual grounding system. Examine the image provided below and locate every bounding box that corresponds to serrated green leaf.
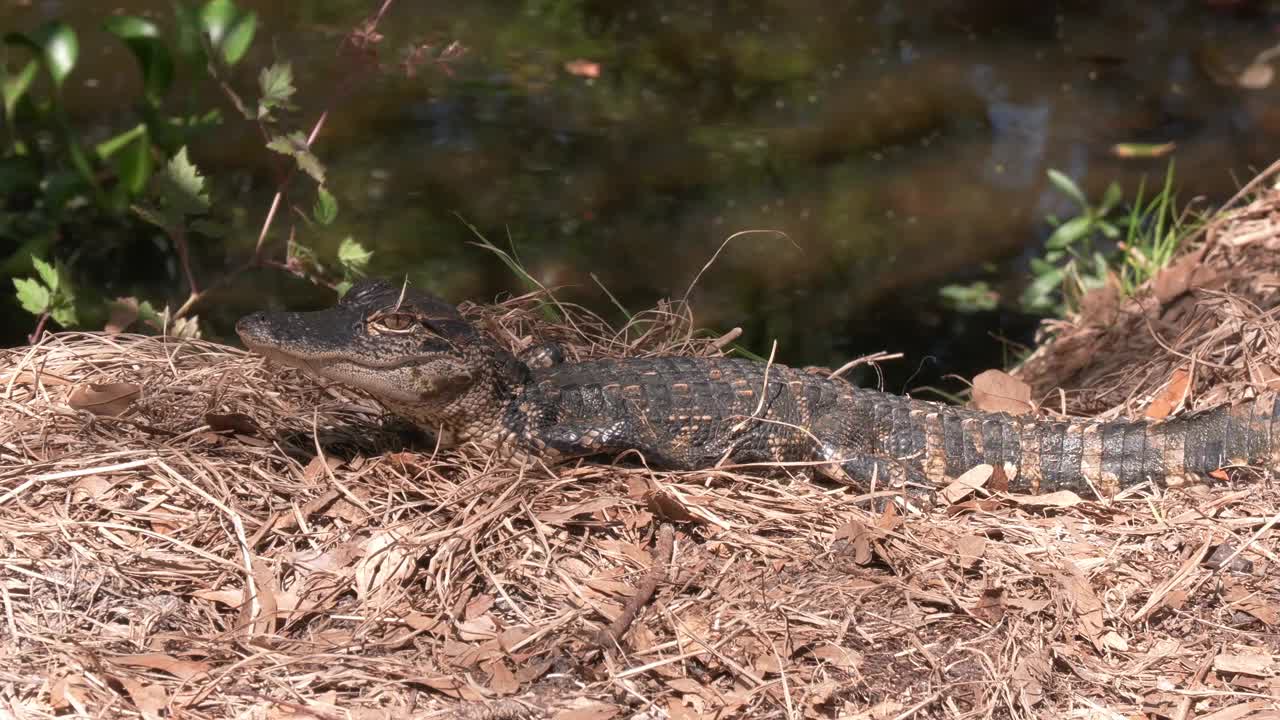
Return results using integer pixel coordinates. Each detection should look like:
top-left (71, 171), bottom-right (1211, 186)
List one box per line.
top-left (31, 255), bottom-right (57, 291)
top-left (266, 131), bottom-right (325, 183)
top-left (337, 237), bottom-right (372, 271)
top-left (265, 131), bottom-right (305, 157)
top-left (104, 16), bottom-right (174, 103)
top-left (2, 59), bottom-right (37, 123)
top-left (335, 280), bottom-right (353, 298)
top-left (50, 301), bottom-right (77, 326)
top-left (158, 146), bottom-right (209, 215)
top-left (313, 186), bottom-right (338, 225)
top-left (294, 149), bottom-right (325, 184)
top-left (257, 62), bottom-right (295, 118)
top-left (1046, 169), bottom-right (1087, 208)
top-left (13, 277), bottom-right (50, 315)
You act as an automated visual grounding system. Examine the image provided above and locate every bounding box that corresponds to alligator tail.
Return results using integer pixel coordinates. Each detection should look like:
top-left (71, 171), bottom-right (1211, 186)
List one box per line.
top-left (884, 393), bottom-right (1280, 496)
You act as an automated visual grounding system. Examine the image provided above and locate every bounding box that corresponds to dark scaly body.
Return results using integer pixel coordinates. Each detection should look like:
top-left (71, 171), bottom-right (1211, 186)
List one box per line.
top-left (526, 356), bottom-right (1278, 495)
top-left (236, 279), bottom-right (1279, 498)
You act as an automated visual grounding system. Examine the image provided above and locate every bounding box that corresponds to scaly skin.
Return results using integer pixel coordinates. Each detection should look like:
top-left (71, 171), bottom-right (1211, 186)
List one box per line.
top-left (236, 279), bottom-right (1279, 497)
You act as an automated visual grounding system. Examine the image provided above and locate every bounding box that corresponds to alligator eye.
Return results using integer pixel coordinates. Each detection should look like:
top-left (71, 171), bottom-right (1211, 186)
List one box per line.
top-left (371, 313), bottom-right (417, 332)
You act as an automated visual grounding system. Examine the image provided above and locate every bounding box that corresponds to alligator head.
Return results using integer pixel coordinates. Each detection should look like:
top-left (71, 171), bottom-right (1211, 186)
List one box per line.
top-left (236, 279), bottom-right (531, 438)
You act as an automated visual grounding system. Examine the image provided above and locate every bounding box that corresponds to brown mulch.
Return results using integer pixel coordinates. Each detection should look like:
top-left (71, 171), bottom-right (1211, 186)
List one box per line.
top-left (3, 201), bottom-right (1280, 718)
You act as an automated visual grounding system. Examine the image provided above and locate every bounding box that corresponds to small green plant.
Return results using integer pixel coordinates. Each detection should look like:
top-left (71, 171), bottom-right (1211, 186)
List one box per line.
top-left (1, 0), bottom-right (416, 341)
top-left (940, 163), bottom-right (1192, 318)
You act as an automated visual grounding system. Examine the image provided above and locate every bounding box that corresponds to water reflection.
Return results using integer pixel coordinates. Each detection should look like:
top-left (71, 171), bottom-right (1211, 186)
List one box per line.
top-left (4, 0), bottom-right (1279, 391)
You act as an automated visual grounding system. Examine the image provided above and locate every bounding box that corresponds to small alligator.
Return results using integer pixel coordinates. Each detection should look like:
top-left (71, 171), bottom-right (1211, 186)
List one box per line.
top-left (236, 279), bottom-right (1279, 498)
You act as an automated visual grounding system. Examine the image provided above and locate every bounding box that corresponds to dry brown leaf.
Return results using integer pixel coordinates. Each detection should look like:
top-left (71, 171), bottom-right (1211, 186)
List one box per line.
top-left (1056, 567), bottom-right (1105, 649)
top-left (1078, 273), bottom-right (1122, 326)
top-left (354, 529), bottom-right (415, 602)
top-left (68, 382), bottom-right (141, 416)
top-left (1224, 586), bottom-right (1279, 625)
top-left (457, 615), bottom-right (498, 641)
top-left (564, 59), bottom-right (601, 78)
top-left (483, 658), bottom-right (519, 695)
top-left (954, 535), bottom-right (987, 568)
top-left (114, 675), bottom-right (167, 720)
top-left (553, 702), bottom-right (621, 720)
top-left (1213, 653), bottom-right (1277, 677)
top-left (645, 488), bottom-right (699, 523)
top-left (539, 497), bottom-right (623, 523)
top-left (109, 653), bottom-right (212, 681)
top-left (1195, 701), bottom-right (1277, 720)
top-left (811, 643), bottom-right (862, 669)
top-left (205, 412), bottom-right (260, 434)
top-left (970, 369), bottom-right (1034, 415)
top-left (940, 464), bottom-right (994, 504)
top-left (1144, 367), bottom-right (1191, 420)
top-left (1005, 490), bottom-right (1083, 508)
top-left (71, 475), bottom-right (113, 502)
top-left (465, 594), bottom-right (495, 620)
top-left (105, 297), bottom-right (140, 334)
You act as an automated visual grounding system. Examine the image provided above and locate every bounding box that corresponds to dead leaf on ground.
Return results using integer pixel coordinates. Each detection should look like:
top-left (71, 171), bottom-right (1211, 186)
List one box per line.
top-left (1145, 367), bottom-right (1191, 420)
top-left (940, 464), bottom-right (995, 504)
top-left (1224, 585), bottom-right (1279, 625)
top-left (105, 297), bottom-right (140, 334)
top-left (108, 653), bottom-right (212, 681)
top-left (970, 370), bottom-right (1034, 415)
top-left (1005, 490), bottom-right (1084, 508)
top-left (564, 59), bottom-right (601, 78)
top-left (1213, 653), bottom-right (1277, 677)
top-left (553, 702), bottom-right (621, 720)
top-left (68, 382), bottom-right (141, 417)
top-left (205, 412), bottom-right (261, 434)
top-left (113, 675), bottom-right (166, 720)
top-left (954, 535), bottom-right (988, 568)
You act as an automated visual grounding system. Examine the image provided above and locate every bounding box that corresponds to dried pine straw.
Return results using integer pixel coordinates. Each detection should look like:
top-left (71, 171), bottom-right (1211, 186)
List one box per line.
top-left (2, 249), bottom-right (1280, 720)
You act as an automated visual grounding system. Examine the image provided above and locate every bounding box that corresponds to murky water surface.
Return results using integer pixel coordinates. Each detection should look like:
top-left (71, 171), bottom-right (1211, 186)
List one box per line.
top-left (5, 1), bottom-right (1280, 389)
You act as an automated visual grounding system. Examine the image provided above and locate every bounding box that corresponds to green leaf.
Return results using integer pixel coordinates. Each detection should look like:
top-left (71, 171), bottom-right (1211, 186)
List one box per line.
top-left (1098, 220), bottom-right (1120, 240)
top-left (1046, 169), bottom-right (1087, 208)
top-left (335, 279), bottom-right (353, 298)
top-left (200, 0), bottom-right (257, 66)
top-left (266, 131), bottom-right (325, 183)
top-left (103, 16), bottom-right (174, 102)
top-left (6, 22), bottom-right (79, 91)
top-left (143, 146), bottom-right (209, 227)
top-left (31, 255), bottom-right (58, 291)
top-left (257, 62), bottom-right (295, 118)
top-left (190, 218), bottom-right (228, 237)
top-left (1045, 215), bottom-right (1091, 250)
top-left (337, 237), bottom-right (372, 272)
top-left (2, 59), bottom-right (37, 123)
top-left (313, 186), bottom-right (338, 225)
top-left (1099, 181), bottom-right (1123, 214)
top-left (97, 124), bottom-right (152, 195)
top-left (50, 301), bottom-right (77, 326)
top-left (172, 2), bottom-right (203, 61)
top-left (13, 277), bottom-right (50, 315)
top-left (293, 149), bottom-right (325, 184)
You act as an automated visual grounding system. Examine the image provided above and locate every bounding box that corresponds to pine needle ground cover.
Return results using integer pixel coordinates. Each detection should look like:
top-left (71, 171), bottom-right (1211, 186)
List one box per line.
top-left (4, 193), bottom-right (1280, 717)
